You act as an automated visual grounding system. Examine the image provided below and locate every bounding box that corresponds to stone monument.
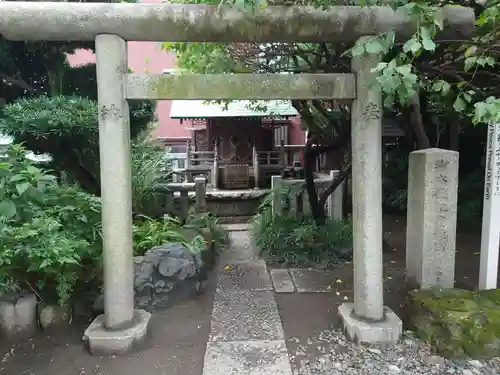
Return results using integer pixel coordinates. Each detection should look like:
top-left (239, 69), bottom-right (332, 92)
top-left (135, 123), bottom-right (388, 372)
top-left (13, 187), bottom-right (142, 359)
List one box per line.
top-left (406, 148), bottom-right (459, 289)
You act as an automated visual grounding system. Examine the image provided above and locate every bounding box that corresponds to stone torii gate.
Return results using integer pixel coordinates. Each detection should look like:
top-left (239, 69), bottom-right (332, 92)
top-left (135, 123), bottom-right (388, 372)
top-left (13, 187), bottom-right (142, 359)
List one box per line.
top-left (0, 2), bottom-right (473, 355)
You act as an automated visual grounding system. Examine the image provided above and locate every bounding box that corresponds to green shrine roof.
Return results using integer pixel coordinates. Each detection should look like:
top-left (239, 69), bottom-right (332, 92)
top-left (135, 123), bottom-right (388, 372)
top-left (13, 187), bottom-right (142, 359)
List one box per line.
top-left (169, 100), bottom-right (298, 119)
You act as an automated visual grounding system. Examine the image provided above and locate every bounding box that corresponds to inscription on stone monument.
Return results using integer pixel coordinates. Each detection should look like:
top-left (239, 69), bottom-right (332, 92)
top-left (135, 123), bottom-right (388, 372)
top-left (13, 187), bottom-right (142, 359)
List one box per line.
top-left (429, 158), bottom-right (452, 286)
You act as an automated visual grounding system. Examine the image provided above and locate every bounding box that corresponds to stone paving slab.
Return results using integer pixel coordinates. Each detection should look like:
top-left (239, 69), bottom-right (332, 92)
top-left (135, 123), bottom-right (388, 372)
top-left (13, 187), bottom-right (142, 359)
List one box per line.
top-left (289, 268), bottom-right (353, 292)
top-left (222, 223), bottom-right (250, 231)
top-left (276, 292), bottom-right (353, 375)
top-left (203, 340), bottom-right (292, 375)
top-left (216, 260), bottom-right (272, 292)
top-left (269, 269), bottom-right (296, 293)
top-left (219, 231), bottom-right (259, 263)
top-left (210, 290), bottom-right (284, 342)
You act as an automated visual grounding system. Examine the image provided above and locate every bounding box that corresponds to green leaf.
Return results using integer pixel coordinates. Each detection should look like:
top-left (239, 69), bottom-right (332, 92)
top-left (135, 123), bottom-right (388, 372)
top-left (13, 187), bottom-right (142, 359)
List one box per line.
top-left (464, 57), bottom-right (476, 72)
top-left (351, 42), bottom-right (365, 57)
top-left (403, 38), bottom-right (421, 54)
top-left (421, 36), bottom-right (436, 51)
top-left (420, 27), bottom-right (436, 51)
top-left (0, 199), bottom-right (16, 218)
top-left (16, 182), bottom-right (30, 195)
top-left (465, 45), bottom-right (477, 57)
top-left (453, 96), bottom-right (467, 112)
top-left (365, 39), bottom-right (383, 54)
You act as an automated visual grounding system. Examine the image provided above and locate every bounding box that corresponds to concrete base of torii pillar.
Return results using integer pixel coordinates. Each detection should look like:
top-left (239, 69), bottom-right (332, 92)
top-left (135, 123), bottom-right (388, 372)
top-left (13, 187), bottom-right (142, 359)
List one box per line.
top-left (84, 310), bottom-right (151, 355)
top-left (338, 37), bottom-right (402, 344)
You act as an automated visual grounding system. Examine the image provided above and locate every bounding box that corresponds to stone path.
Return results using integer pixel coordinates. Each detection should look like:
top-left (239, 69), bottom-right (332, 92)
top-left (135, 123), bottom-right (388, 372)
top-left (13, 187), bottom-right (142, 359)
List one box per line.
top-left (203, 229), bottom-right (293, 375)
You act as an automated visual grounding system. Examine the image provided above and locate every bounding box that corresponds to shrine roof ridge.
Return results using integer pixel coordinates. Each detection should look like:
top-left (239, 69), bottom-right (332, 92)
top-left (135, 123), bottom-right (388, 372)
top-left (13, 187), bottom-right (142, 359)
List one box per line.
top-left (0, 2), bottom-right (474, 42)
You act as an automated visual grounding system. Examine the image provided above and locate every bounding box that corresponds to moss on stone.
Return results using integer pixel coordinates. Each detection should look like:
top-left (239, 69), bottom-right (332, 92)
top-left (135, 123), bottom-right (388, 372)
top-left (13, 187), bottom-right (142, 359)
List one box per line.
top-left (408, 288), bottom-right (500, 358)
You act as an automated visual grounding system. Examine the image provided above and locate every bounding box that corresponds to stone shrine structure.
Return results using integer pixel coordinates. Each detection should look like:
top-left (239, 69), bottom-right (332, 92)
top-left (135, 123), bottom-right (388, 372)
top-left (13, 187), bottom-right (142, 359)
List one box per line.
top-left (0, 2), bottom-right (474, 354)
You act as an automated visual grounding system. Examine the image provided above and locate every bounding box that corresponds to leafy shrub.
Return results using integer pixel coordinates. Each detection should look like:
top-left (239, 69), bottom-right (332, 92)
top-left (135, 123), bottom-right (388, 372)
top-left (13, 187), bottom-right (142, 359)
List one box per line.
top-left (184, 213), bottom-right (229, 253)
top-left (251, 189), bottom-right (353, 268)
top-left (133, 213), bottom-right (228, 257)
top-left (0, 145), bottom-right (102, 305)
top-left (131, 136), bottom-right (172, 218)
top-left (0, 95), bottom-right (155, 194)
top-left (132, 215), bottom-right (199, 256)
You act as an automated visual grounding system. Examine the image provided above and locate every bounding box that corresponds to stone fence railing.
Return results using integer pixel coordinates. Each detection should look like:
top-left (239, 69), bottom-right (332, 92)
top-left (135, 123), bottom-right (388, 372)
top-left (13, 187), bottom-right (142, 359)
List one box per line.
top-left (157, 177), bottom-right (207, 221)
top-left (271, 170), bottom-right (344, 221)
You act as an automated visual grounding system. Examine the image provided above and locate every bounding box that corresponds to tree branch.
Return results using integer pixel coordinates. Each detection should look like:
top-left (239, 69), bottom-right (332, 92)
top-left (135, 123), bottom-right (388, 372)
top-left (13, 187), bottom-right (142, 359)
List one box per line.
top-left (0, 72), bottom-right (42, 95)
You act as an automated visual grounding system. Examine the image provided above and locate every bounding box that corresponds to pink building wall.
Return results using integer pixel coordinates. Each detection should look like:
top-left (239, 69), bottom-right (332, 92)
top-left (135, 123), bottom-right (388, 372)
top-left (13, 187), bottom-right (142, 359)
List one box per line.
top-left (66, 0), bottom-right (305, 145)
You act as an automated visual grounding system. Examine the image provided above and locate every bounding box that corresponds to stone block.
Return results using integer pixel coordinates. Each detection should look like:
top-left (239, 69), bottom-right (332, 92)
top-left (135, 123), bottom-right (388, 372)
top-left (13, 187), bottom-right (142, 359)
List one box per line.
top-left (408, 288), bottom-right (500, 358)
top-left (210, 290), bottom-right (284, 341)
top-left (216, 260), bottom-right (272, 292)
top-left (406, 148), bottom-right (459, 289)
top-left (0, 292), bottom-right (37, 340)
top-left (290, 268), bottom-right (352, 292)
top-left (269, 269), bottom-right (295, 293)
top-left (338, 303), bottom-right (402, 344)
top-left (38, 304), bottom-right (70, 331)
top-left (83, 309), bottom-right (151, 356)
top-left (133, 242), bottom-right (209, 310)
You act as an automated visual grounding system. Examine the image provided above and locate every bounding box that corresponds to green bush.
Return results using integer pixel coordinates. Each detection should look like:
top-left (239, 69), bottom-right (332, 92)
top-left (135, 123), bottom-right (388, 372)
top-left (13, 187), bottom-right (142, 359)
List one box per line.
top-left (0, 145), bottom-right (102, 306)
top-left (251, 189), bottom-right (353, 268)
top-left (131, 136), bottom-right (172, 218)
top-left (184, 213), bottom-right (229, 253)
top-left (0, 95), bottom-right (155, 195)
top-left (133, 215), bottom-right (200, 256)
top-left (133, 213), bottom-right (228, 257)
top-left (0, 142), bottom-right (218, 307)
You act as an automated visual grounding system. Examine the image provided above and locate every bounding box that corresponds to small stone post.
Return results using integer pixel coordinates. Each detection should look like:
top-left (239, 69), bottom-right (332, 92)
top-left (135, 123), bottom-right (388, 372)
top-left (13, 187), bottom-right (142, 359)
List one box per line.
top-left (84, 34), bottom-right (150, 355)
top-left (338, 36), bottom-right (402, 344)
top-left (279, 140), bottom-right (286, 167)
top-left (194, 177), bottom-right (207, 213)
top-left (185, 140), bottom-right (192, 170)
top-left (406, 148), bottom-right (459, 289)
top-left (271, 175), bottom-right (283, 215)
top-left (212, 142), bottom-right (219, 189)
top-left (327, 170), bottom-right (344, 221)
top-left (253, 144), bottom-right (260, 189)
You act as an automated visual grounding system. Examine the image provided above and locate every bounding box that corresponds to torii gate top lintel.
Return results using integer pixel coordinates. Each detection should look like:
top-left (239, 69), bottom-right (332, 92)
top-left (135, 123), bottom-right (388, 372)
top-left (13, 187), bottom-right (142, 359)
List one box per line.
top-left (0, 2), bottom-right (474, 43)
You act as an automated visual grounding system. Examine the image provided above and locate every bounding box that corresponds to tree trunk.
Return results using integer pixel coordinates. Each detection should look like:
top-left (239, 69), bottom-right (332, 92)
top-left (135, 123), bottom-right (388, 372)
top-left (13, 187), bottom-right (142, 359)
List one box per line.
top-left (304, 143), bottom-right (326, 225)
top-left (449, 117), bottom-right (460, 151)
top-left (409, 95), bottom-right (431, 150)
top-left (318, 158), bottom-right (352, 208)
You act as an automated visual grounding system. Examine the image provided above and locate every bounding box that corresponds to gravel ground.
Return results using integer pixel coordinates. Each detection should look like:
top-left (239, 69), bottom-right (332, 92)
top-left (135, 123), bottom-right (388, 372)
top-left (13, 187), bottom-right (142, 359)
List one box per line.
top-left (288, 329), bottom-right (500, 375)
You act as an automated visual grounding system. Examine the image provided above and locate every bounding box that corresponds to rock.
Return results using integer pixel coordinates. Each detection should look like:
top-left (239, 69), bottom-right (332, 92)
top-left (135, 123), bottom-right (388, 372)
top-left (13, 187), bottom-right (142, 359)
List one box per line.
top-left (133, 242), bottom-right (209, 310)
top-left (408, 288), bottom-right (500, 358)
top-left (38, 304), bottom-right (70, 330)
top-left (0, 292), bottom-right (37, 340)
top-left (467, 360), bottom-right (483, 368)
top-left (388, 364), bottom-right (401, 374)
top-left (423, 355), bottom-right (446, 367)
